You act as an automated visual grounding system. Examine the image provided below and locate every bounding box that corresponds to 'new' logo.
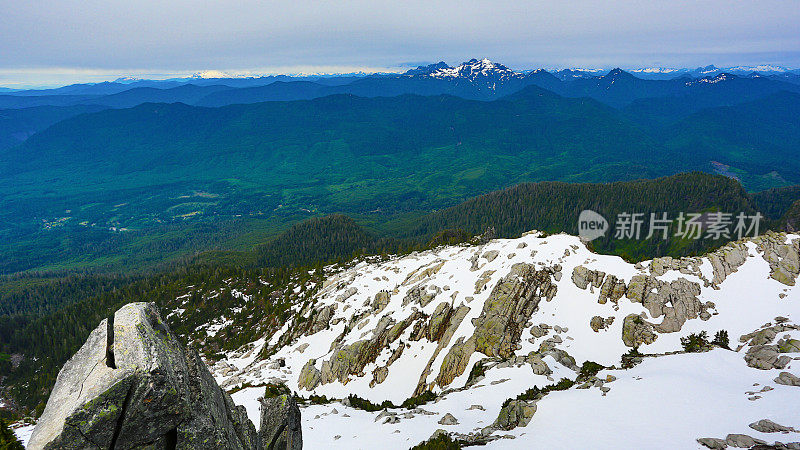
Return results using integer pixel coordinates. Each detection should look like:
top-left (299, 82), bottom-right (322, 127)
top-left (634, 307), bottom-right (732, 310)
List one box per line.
top-left (578, 210), bottom-right (608, 241)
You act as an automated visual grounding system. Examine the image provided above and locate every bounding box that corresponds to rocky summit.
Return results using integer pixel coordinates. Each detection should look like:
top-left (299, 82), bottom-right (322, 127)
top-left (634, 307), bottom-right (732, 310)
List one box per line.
top-left (25, 230), bottom-right (800, 449)
top-left (203, 230), bottom-right (800, 448)
top-left (27, 302), bottom-right (301, 450)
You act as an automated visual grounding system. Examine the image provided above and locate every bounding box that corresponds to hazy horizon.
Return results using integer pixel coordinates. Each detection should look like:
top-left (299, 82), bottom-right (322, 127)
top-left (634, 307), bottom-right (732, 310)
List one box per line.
top-left (3, 0), bottom-right (799, 88)
top-left (2, 59), bottom-right (800, 90)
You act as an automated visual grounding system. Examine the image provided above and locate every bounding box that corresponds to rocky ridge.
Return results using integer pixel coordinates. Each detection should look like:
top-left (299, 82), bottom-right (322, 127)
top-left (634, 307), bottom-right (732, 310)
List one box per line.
top-left (201, 230), bottom-right (799, 448)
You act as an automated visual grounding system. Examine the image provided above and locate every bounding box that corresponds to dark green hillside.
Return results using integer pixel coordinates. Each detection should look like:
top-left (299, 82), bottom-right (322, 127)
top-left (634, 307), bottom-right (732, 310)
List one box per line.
top-left (778, 200), bottom-right (800, 232)
top-left (0, 104), bottom-right (108, 151)
top-left (0, 84), bottom-right (798, 275)
top-left (405, 173), bottom-right (762, 260)
top-left (663, 91), bottom-right (800, 190)
top-left (254, 215), bottom-right (396, 268)
top-left (751, 185), bottom-right (800, 219)
top-left (0, 88), bottom-right (664, 274)
top-left (0, 172), bottom-right (797, 415)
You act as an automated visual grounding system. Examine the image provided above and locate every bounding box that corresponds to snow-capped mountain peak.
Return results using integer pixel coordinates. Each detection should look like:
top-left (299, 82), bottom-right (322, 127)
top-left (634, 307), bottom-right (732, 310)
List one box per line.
top-left (425, 58), bottom-right (519, 82)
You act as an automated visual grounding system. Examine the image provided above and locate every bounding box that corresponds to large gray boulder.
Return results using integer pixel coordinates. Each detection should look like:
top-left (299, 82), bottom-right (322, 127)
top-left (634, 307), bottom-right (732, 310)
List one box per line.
top-left (492, 400), bottom-right (536, 430)
top-left (259, 394), bottom-right (302, 450)
top-left (745, 345), bottom-right (792, 370)
top-left (621, 314), bottom-right (658, 348)
top-left (28, 302), bottom-right (268, 449)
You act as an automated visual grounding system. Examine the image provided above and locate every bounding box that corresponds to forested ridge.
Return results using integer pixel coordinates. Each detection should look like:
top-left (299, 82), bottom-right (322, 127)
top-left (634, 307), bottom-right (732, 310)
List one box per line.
top-left (2, 172), bottom-right (800, 417)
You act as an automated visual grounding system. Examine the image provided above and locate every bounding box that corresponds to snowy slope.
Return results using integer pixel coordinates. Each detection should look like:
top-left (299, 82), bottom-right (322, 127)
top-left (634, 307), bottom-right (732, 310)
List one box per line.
top-left (204, 230), bottom-right (800, 449)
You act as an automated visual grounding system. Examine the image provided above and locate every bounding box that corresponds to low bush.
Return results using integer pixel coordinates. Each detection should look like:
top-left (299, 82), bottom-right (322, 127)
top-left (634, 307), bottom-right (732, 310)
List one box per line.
top-left (410, 433), bottom-right (464, 450)
top-left (578, 360), bottom-right (604, 380)
top-left (346, 394), bottom-right (396, 412)
top-left (401, 390), bottom-right (437, 409)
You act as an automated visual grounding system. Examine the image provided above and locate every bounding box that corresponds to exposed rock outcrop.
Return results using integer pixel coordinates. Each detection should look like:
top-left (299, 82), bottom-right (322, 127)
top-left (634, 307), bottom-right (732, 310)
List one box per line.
top-left (434, 336), bottom-right (476, 388)
top-left (779, 338), bottom-right (800, 353)
top-left (307, 304), bottom-right (336, 335)
top-left (626, 276), bottom-right (706, 333)
top-left (725, 433), bottom-right (766, 448)
top-left (590, 315), bottom-right (614, 332)
top-left (749, 419), bottom-right (797, 433)
top-left (707, 243), bottom-right (749, 285)
top-left (403, 285), bottom-right (437, 307)
top-left (492, 400), bottom-right (536, 430)
top-left (697, 437), bottom-right (729, 449)
top-left (372, 291), bottom-right (391, 313)
top-left (438, 413), bottom-right (459, 425)
top-left (756, 232), bottom-right (800, 286)
top-left (597, 274), bottom-right (626, 305)
top-left (621, 314), bottom-right (657, 348)
top-left (28, 302), bottom-right (271, 450)
top-left (745, 345), bottom-right (792, 370)
top-left (298, 359), bottom-right (321, 390)
top-left (571, 266), bottom-right (605, 290)
top-left (775, 372), bottom-right (800, 387)
top-left (472, 264), bottom-right (556, 358)
top-left (259, 394), bottom-right (302, 450)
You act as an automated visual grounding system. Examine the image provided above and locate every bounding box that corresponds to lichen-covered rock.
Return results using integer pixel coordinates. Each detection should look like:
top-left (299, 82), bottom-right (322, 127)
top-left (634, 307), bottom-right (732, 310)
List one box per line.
top-left (529, 325), bottom-right (547, 338)
top-left (317, 315), bottom-right (405, 386)
top-left (427, 302), bottom-right (454, 342)
top-left (259, 394), bottom-right (302, 450)
top-left (543, 348), bottom-right (578, 371)
top-left (626, 273), bottom-right (706, 333)
top-left (597, 275), bottom-right (626, 304)
top-left (472, 264), bottom-right (556, 358)
top-left (590, 316), bottom-right (614, 332)
top-left (571, 266), bottom-right (605, 290)
top-left (437, 413), bottom-right (459, 425)
top-left (745, 345), bottom-right (792, 370)
top-left (29, 302), bottom-right (259, 450)
top-left (621, 314), bottom-right (658, 348)
top-left (403, 285), bottom-right (437, 307)
top-left (474, 270), bottom-right (496, 294)
top-left (372, 291), bottom-right (391, 313)
top-left (482, 250), bottom-right (499, 262)
top-left (403, 261), bottom-right (445, 286)
top-left (525, 352), bottom-right (551, 375)
top-left (774, 371), bottom-right (800, 387)
top-left (590, 316), bottom-right (606, 332)
top-left (307, 304), bottom-right (336, 335)
top-left (413, 305), bottom-right (470, 393)
top-left (707, 243), bottom-right (749, 285)
top-left (434, 336), bottom-right (476, 388)
top-left (493, 400), bottom-right (536, 430)
top-left (756, 233), bottom-right (800, 286)
top-left (298, 359), bottom-right (321, 390)
top-left (778, 338), bottom-right (800, 353)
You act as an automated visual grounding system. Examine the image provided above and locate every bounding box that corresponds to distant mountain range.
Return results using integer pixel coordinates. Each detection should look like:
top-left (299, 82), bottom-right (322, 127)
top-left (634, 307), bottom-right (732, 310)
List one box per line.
top-left (1, 58), bottom-right (799, 275)
top-left (2, 59), bottom-right (799, 153)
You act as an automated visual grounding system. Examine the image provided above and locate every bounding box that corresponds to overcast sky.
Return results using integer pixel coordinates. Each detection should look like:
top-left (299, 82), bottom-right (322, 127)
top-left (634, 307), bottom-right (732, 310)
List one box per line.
top-left (2, 0), bottom-right (799, 87)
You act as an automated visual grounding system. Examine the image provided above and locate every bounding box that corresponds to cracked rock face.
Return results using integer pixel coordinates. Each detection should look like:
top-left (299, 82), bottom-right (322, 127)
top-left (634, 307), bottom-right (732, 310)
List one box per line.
top-left (28, 302), bottom-right (263, 450)
top-left (259, 394), bottom-right (302, 450)
top-left (472, 263), bottom-right (556, 358)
